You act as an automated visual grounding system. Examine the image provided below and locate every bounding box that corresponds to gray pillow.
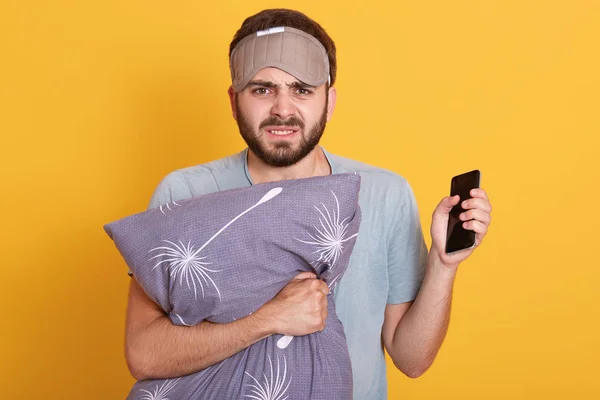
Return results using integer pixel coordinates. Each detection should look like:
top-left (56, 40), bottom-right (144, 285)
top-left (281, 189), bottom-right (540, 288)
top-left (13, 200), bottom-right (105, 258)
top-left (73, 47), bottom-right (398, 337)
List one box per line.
top-left (104, 173), bottom-right (362, 400)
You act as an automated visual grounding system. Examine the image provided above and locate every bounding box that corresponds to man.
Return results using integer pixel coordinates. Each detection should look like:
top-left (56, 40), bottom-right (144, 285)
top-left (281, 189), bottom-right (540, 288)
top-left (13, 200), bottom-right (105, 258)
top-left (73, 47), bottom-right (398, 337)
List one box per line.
top-left (124, 8), bottom-right (492, 399)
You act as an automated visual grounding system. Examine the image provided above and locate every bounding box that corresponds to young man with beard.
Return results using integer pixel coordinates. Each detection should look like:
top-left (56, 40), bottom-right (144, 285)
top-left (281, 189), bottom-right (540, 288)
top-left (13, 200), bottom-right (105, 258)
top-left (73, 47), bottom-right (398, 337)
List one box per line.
top-left (124, 9), bottom-right (492, 399)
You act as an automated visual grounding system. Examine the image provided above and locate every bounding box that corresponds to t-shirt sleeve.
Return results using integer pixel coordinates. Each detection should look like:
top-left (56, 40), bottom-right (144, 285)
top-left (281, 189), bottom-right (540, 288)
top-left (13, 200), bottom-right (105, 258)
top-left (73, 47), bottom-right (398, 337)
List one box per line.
top-left (386, 179), bottom-right (428, 304)
top-left (127, 171), bottom-right (193, 277)
top-left (147, 170), bottom-right (193, 210)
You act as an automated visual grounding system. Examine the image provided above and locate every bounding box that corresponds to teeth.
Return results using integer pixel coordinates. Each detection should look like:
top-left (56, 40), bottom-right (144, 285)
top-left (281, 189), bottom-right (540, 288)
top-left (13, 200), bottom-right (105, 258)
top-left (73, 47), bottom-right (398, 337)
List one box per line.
top-left (270, 130), bottom-right (294, 135)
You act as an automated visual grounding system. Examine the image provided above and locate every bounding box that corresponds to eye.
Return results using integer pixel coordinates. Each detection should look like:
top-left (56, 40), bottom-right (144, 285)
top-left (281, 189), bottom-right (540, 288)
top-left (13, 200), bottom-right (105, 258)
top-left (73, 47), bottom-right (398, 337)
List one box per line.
top-left (253, 87), bottom-right (272, 95)
top-left (296, 88), bottom-right (313, 95)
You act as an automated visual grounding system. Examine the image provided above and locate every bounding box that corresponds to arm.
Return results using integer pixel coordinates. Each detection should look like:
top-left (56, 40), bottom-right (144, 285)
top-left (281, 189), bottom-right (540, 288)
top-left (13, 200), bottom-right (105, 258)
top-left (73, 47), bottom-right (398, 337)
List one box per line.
top-left (125, 272), bottom-right (329, 381)
top-left (382, 253), bottom-right (455, 378)
top-left (382, 189), bottom-right (492, 378)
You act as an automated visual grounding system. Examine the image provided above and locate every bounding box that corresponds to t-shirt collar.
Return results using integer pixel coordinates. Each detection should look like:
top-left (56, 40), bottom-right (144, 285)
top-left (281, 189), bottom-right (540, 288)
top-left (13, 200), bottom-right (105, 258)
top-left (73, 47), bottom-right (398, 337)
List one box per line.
top-left (242, 147), bottom-right (336, 186)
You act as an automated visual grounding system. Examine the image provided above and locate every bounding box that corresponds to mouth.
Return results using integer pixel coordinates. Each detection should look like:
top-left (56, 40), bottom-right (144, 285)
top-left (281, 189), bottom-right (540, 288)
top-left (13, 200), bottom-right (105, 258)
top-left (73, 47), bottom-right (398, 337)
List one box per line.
top-left (263, 126), bottom-right (300, 137)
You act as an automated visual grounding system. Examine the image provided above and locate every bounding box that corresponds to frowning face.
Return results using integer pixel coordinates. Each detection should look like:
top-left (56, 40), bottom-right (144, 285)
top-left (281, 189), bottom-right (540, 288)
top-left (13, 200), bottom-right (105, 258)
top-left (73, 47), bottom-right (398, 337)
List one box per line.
top-left (230, 67), bottom-right (334, 167)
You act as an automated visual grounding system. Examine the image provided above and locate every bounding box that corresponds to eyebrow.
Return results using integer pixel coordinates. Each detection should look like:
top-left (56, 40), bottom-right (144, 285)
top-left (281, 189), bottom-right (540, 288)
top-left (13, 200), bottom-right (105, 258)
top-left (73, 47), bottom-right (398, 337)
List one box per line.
top-left (289, 81), bottom-right (316, 90)
top-left (247, 80), bottom-right (317, 90)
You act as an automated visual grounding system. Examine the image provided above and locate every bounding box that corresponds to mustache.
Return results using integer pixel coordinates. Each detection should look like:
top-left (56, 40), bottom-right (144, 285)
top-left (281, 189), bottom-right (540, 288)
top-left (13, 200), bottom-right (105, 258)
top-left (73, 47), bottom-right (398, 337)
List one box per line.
top-left (259, 116), bottom-right (305, 129)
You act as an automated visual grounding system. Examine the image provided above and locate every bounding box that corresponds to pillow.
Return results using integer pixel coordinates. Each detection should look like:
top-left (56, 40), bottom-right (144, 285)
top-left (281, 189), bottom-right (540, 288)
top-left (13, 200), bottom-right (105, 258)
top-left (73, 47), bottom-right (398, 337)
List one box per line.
top-left (104, 173), bottom-right (361, 400)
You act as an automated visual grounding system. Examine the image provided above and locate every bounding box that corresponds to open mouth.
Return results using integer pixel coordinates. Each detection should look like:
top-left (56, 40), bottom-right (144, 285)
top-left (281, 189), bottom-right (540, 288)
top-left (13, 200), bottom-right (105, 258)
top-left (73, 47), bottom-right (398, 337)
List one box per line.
top-left (264, 126), bottom-right (300, 137)
top-left (269, 129), bottom-right (295, 136)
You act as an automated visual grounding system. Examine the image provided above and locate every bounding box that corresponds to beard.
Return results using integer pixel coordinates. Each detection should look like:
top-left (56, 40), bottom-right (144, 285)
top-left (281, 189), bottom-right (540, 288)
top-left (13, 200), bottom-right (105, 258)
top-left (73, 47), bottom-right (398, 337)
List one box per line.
top-left (235, 97), bottom-right (328, 167)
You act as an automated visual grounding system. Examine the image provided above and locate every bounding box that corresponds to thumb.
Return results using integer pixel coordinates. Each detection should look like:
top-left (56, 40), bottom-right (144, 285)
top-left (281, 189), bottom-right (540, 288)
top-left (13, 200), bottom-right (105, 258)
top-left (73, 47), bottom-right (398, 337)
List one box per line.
top-left (434, 195), bottom-right (460, 216)
top-left (294, 271), bottom-right (317, 280)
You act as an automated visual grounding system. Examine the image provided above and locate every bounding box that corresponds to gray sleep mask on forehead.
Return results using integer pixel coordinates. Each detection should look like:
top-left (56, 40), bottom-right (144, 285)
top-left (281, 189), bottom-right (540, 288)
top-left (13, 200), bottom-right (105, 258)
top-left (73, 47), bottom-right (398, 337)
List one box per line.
top-left (229, 26), bottom-right (330, 92)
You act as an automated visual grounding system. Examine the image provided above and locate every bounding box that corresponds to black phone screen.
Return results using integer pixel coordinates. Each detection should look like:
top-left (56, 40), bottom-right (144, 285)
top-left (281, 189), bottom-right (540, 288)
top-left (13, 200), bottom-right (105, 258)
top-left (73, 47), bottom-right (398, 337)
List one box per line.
top-left (445, 170), bottom-right (481, 254)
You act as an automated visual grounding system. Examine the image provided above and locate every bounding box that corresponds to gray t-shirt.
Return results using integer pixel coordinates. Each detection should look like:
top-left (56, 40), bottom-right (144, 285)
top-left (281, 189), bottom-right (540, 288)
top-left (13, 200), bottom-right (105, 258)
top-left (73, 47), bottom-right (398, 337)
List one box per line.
top-left (147, 148), bottom-right (428, 400)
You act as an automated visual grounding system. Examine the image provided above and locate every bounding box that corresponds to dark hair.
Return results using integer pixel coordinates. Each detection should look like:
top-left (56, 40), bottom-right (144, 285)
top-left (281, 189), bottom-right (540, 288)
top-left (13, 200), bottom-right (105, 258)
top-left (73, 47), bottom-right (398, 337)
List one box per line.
top-left (229, 9), bottom-right (337, 86)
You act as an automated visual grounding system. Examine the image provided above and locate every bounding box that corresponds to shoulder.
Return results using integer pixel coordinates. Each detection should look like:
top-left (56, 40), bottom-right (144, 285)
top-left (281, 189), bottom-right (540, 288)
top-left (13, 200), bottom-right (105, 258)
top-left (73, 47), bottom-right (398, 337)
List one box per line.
top-left (328, 152), bottom-right (413, 199)
top-left (149, 151), bottom-right (247, 208)
top-left (166, 151), bottom-right (246, 185)
top-left (328, 152), bottom-right (423, 255)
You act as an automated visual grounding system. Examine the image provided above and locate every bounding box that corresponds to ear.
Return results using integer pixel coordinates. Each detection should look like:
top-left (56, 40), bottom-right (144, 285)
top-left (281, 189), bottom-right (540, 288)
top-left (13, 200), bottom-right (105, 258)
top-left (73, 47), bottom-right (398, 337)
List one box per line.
top-left (227, 86), bottom-right (237, 120)
top-left (326, 86), bottom-right (337, 122)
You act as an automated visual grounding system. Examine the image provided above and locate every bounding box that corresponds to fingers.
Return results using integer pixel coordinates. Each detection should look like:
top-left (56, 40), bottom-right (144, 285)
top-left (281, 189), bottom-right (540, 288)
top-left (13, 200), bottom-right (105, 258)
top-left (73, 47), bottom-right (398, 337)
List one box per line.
top-left (464, 218), bottom-right (488, 247)
top-left (461, 197), bottom-right (492, 213)
top-left (311, 278), bottom-right (330, 296)
top-left (320, 304), bottom-right (328, 331)
top-left (462, 219), bottom-right (488, 234)
top-left (459, 189), bottom-right (492, 237)
top-left (294, 271), bottom-right (317, 280)
top-left (461, 188), bottom-right (492, 212)
top-left (470, 188), bottom-right (489, 201)
top-left (289, 274), bottom-right (328, 296)
top-left (459, 208), bottom-right (491, 225)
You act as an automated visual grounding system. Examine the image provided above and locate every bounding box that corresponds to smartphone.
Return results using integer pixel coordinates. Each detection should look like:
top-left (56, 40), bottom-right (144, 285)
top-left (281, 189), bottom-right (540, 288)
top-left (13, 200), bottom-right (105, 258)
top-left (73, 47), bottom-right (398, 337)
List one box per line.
top-left (445, 170), bottom-right (481, 254)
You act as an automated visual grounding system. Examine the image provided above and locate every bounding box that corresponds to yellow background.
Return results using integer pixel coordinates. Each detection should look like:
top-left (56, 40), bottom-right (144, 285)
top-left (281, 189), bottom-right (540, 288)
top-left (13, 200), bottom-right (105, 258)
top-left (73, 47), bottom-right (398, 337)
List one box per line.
top-left (1, 0), bottom-right (599, 398)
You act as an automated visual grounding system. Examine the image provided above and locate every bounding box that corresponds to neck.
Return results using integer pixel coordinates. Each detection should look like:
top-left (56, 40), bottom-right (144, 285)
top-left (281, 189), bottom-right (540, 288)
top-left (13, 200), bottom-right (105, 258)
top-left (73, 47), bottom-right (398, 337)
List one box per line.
top-left (247, 146), bottom-right (331, 184)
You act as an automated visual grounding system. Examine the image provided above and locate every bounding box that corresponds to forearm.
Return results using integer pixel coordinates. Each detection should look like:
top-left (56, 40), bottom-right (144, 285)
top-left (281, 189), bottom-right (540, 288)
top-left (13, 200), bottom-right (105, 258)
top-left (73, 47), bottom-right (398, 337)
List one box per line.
top-left (127, 314), bottom-right (273, 380)
top-left (125, 279), bottom-right (275, 381)
top-left (388, 252), bottom-right (457, 377)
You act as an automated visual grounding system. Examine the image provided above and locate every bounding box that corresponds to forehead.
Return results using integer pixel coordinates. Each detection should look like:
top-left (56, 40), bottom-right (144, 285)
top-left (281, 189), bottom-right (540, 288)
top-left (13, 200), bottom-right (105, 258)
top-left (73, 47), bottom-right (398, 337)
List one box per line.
top-left (251, 67), bottom-right (305, 86)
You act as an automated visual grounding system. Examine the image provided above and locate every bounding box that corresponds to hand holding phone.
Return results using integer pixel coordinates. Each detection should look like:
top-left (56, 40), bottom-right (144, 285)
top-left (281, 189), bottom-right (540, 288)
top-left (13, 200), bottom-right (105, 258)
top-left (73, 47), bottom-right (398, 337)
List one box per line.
top-left (445, 170), bottom-right (481, 254)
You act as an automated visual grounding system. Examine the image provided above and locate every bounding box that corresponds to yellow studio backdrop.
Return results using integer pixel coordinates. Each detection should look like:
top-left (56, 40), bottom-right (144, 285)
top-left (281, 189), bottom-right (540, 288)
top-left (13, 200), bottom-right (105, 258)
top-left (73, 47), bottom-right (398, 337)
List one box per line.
top-left (1, 0), bottom-right (598, 398)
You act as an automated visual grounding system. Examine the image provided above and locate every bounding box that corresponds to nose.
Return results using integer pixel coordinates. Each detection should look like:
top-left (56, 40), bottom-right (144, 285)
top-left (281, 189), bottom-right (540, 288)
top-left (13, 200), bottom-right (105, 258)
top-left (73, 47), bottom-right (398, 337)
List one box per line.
top-left (270, 92), bottom-right (295, 119)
